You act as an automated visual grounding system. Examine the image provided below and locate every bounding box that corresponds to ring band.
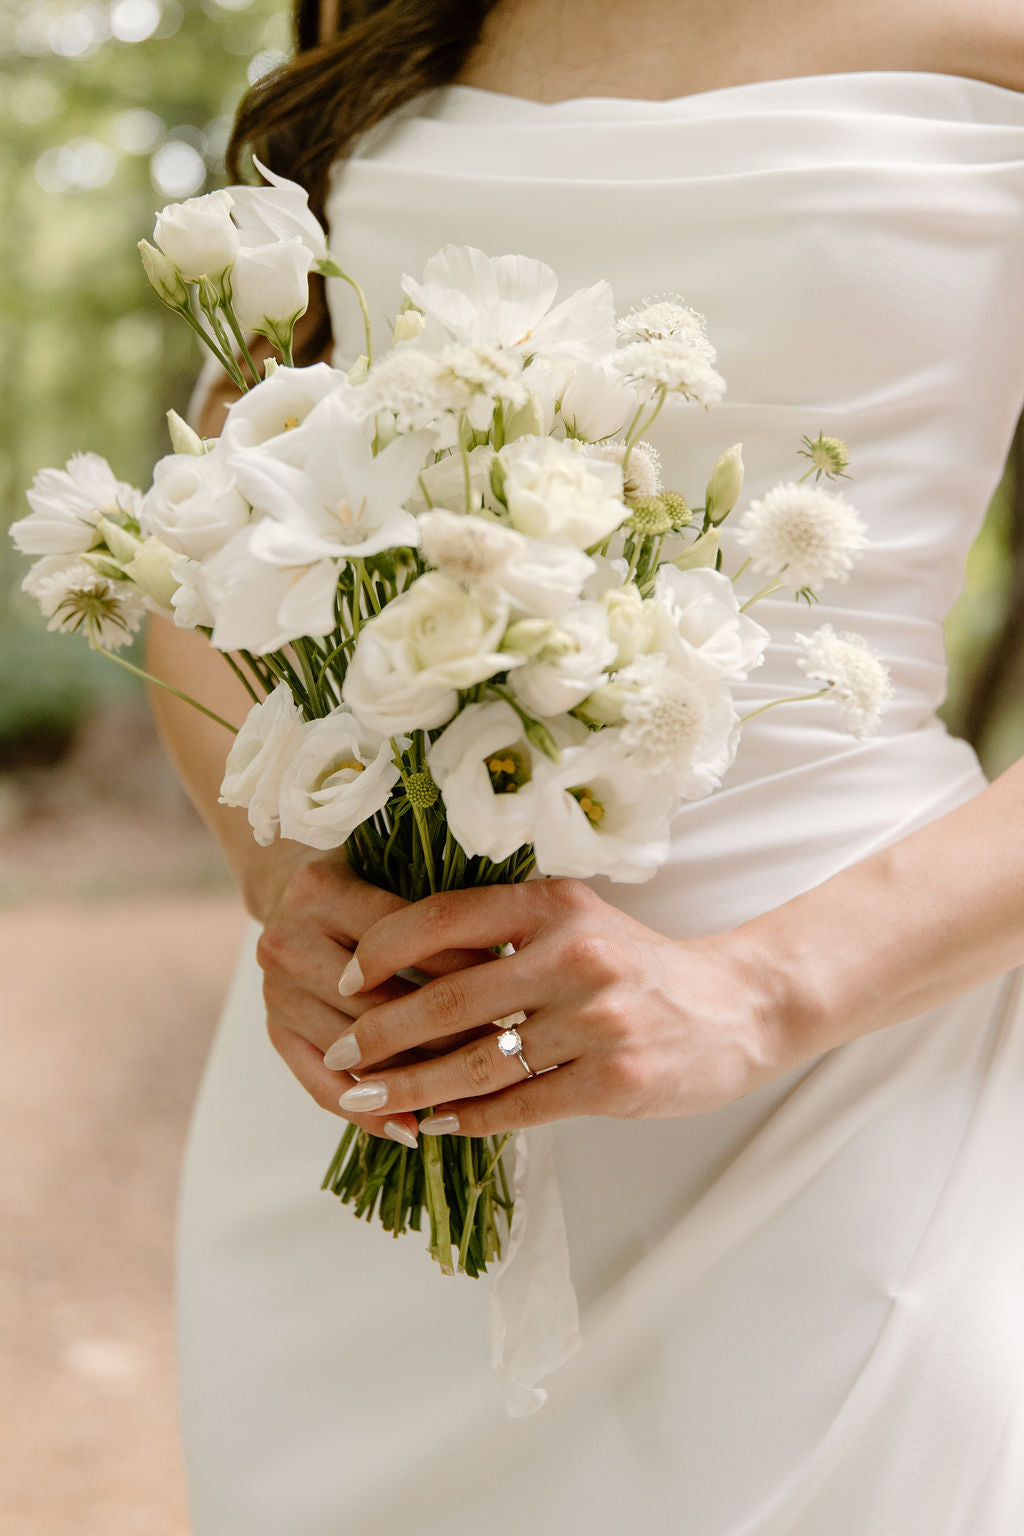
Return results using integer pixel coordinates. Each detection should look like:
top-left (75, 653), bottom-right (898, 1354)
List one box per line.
top-left (495, 1025), bottom-right (535, 1079)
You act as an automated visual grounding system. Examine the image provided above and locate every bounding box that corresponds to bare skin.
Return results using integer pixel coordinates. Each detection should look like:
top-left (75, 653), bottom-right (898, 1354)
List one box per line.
top-left (146, 1), bottom-right (1024, 1149)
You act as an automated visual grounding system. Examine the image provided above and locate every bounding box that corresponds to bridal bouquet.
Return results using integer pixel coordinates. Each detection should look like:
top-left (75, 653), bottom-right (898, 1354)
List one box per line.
top-left (9, 164), bottom-right (892, 1276)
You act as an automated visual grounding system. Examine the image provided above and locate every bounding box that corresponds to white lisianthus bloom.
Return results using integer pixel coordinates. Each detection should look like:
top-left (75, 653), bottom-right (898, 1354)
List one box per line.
top-left (733, 481), bottom-right (868, 591)
top-left (654, 566), bottom-right (769, 681)
top-left (230, 393), bottom-right (427, 559)
top-left (795, 624), bottom-right (894, 737)
top-left (201, 519), bottom-right (339, 651)
top-left (418, 508), bottom-right (594, 622)
top-left (153, 189), bottom-right (239, 282)
top-left (500, 436), bottom-right (627, 548)
top-left (228, 238), bottom-right (313, 338)
top-left (31, 558), bottom-right (146, 651)
top-left (427, 700), bottom-right (544, 861)
top-left (11, 453), bottom-right (139, 556)
top-left (226, 157), bottom-right (329, 263)
top-left (616, 651), bottom-right (741, 795)
top-left (220, 363), bottom-right (354, 451)
top-left (140, 450), bottom-right (251, 561)
top-left (401, 245), bottom-right (616, 363)
top-left (277, 710), bottom-right (400, 850)
top-left (558, 361), bottom-right (639, 440)
top-left (169, 556), bottom-right (214, 630)
top-left (581, 438), bottom-right (662, 502)
top-left (507, 602), bottom-right (616, 717)
top-left (342, 572), bottom-right (518, 735)
top-left (611, 336), bottom-right (726, 408)
top-left (219, 683), bottom-right (305, 846)
top-left (406, 444), bottom-right (498, 517)
top-left (529, 729), bottom-right (677, 883)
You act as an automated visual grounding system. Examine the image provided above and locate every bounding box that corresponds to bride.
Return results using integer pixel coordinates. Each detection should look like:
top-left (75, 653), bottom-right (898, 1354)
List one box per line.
top-left (146, 0), bottom-right (1024, 1531)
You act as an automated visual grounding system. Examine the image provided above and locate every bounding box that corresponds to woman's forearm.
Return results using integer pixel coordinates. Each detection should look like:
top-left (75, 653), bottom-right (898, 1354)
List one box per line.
top-left (737, 754), bottom-right (1024, 1065)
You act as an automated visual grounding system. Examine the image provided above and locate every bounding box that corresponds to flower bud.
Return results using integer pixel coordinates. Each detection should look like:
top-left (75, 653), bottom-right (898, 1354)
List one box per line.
top-left (705, 443), bottom-right (744, 523)
top-left (574, 682), bottom-right (626, 728)
top-left (228, 238), bottom-right (313, 344)
top-left (153, 190), bottom-right (239, 284)
top-left (393, 308), bottom-right (426, 341)
top-left (167, 409), bottom-right (205, 456)
top-left (501, 394), bottom-right (547, 443)
top-left (95, 515), bottom-right (142, 565)
top-left (672, 526), bottom-right (721, 570)
top-left (123, 537), bottom-right (181, 610)
top-left (346, 354), bottom-right (369, 384)
top-left (138, 240), bottom-right (190, 310)
top-left (522, 716), bottom-right (561, 762)
top-left (501, 618), bottom-right (561, 659)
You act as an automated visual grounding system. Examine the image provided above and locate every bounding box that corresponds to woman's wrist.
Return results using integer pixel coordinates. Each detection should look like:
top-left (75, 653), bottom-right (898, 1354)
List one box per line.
top-left (720, 914), bottom-right (843, 1080)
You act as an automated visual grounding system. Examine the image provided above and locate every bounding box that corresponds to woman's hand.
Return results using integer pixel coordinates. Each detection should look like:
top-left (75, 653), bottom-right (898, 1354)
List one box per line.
top-left (321, 878), bottom-right (799, 1137)
top-left (255, 852), bottom-right (501, 1146)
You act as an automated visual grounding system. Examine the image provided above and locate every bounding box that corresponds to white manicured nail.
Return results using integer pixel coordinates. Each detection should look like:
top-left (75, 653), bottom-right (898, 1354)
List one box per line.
top-left (338, 955), bottom-right (364, 996)
top-left (324, 1033), bottom-right (361, 1071)
top-left (384, 1121), bottom-right (418, 1150)
top-left (338, 1081), bottom-right (388, 1111)
top-left (420, 1113), bottom-right (461, 1136)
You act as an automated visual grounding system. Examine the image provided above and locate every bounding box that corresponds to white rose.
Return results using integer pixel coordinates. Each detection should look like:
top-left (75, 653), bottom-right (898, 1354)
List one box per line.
top-left (153, 189), bottom-right (239, 282)
top-left (226, 157), bottom-right (329, 263)
top-left (228, 238), bottom-right (313, 338)
top-left (507, 602), bottom-right (616, 717)
top-left (653, 566), bottom-right (769, 681)
top-left (140, 450), bottom-right (251, 561)
top-left (427, 701), bottom-right (541, 861)
top-left (11, 453), bottom-right (139, 556)
top-left (342, 572), bottom-right (518, 735)
top-left (277, 711), bottom-right (400, 850)
top-left (218, 683), bottom-right (305, 846)
top-left (500, 436), bottom-right (627, 548)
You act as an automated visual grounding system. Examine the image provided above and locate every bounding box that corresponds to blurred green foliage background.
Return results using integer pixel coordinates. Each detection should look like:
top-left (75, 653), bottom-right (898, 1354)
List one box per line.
top-left (1, 0), bottom-right (1022, 777)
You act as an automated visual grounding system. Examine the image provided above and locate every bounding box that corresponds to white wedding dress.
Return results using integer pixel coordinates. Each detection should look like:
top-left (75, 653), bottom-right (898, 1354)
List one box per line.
top-left (177, 72), bottom-right (1024, 1534)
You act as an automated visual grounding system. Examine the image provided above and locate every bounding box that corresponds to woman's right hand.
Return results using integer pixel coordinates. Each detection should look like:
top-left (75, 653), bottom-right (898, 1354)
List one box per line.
top-left (255, 851), bottom-right (495, 1147)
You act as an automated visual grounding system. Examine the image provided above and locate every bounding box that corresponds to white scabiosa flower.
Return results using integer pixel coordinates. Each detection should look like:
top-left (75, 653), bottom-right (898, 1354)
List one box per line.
top-left (616, 294), bottom-right (713, 347)
top-left (427, 700), bottom-right (546, 862)
top-left (276, 711), bottom-right (400, 850)
top-left (616, 651), bottom-right (740, 795)
top-left (363, 347), bottom-right (466, 434)
top-left (11, 453), bottom-right (140, 556)
top-left (734, 481), bottom-right (868, 592)
top-left (581, 438), bottom-right (662, 502)
top-left (507, 602), bottom-right (616, 717)
top-left (30, 558), bottom-right (146, 651)
top-left (219, 683), bottom-right (305, 846)
top-left (439, 341), bottom-right (529, 415)
top-left (500, 436), bottom-right (627, 549)
top-left (611, 337), bottom-right (726, 408)
top-left (795, 625), bottom-right (894, 737)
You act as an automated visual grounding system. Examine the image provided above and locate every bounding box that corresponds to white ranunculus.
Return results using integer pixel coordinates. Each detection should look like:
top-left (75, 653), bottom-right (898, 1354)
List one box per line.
top-left (153, 189), bottom-right (239, 282)
top-left (201, 520), bottom-right (339, 652)
top-left (228, 238), bottom-right (314, 338)
top-left (427, 700), bottom-right (545, 861)
top-left (11, 453), bottom-right (139, 556)
top-left (342, 572), bottom-right (518, 735)
top-left (418, 508), bottom-right (594, 622)
top-left (529, 729), bottom-right (678, 883)
top-left (227, 157), bottom-right (329, 263)
top-left (140, 450), bottom-right (251, 561)
top-left (277, 711), bottom-right (400, 850)
top-left (500, 436), bottom-right (627, 548)
top-left (219, 683), bottom-right (305, 846)
top-left (558, 361), bottom-right (639, 440)
top-left (220, 362), bottom-right (353, 452)
top-left (507, 601), bottom-right (616, 717)
top-left (653, 566), bottom-right (769, 681)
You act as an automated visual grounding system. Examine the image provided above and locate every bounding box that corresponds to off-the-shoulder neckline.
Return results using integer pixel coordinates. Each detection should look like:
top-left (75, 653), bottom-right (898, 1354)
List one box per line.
top-left (439, 68), bottom-right (1024, 112)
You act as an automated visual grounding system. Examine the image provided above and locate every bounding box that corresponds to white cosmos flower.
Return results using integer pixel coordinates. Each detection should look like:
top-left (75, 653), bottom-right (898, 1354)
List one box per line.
top-left (218, 683), bottom-right (305, 846)
top-left (226, 157), bottom-right (329, 263)
top-left (229, 393), bottom-right (427, 560)
top-left (427, 700), bottom-right (544, 862)
top-left (581, 438), bottom-right (662, 501)
top-left (558, 361), bottom-right (639, 440)
top-left (342, 572), bottom-right (519, 734)
top-left (220, 363), bottom-right (354, 451)
top-left (228, 238), bottom-right (313, 338)
top-left (507, 601), bottom-right (616, 717)
top-left (417, 508), bottom-right (593, 621)
top-left (277, 710), bottom-right (400, 850)
top-left (795, 624), bottom-right (894, 737)
top-left (616, 651), bottom-right (740, 794)
top-left (401, 245), bottom-right (616, 363)
top-left (153, 189), bottom-right (239, 282)
top-left (734, 481), bottom-right (868, 591)
top-left (31, 557), bottom-right (146, 651)
top-left (530, 728), bottom-right (678, 884)
top-left (11, 453), bottom-right (139, 556)
top-left (653, 566), bottom-right (769, 681)
top-left (611, 336), bottom-right (726, 408)
top-left (500, 436), bottom-right (627, 548)
top-left (140, 450), bottom-right (250, 561)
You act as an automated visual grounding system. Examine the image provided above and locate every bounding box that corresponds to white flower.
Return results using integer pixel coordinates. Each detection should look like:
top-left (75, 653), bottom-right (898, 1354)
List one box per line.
top-left (220, 362), bottom-right (354, 451)
top-left (153, 189), bottom-right (239, 282)
top-left (733, 481), bottom-right (868, 591)
top-left (507, 602), bottom-right (616, 717)
top-left (277, 710), bottom-right (400, 850)
top-left (616, 294), bottom-right (713, 347)
top-left (401, 245), bottom-right (616, 363)
top-left (169, 556), bottom-right (214, 630)
top-left (31, 557), bottom-right (146, 651)
top-left (427, 700), bottom-right (544, 861)
top-left (705, 443), bottom-right (744, 522)
top-left (122, 536), bottom-right (180, 611)
top-left (616, 651), bottom-right (740, 794)
top-left (581, 438), bottom-right (662, 501)
top-left (529, 728), bottom-right (677, 884)
top-left (558, 361), bottom-right (639, 440)
top-left (140, 451), bottom-right (251, 561)
top-left (440, 341), bottom-right (529, 412)
top-left (363, 348), bottom-right (466, 436)
top-left (226, 157), bottom-right (329, 263)
top-left (406, 444), bottom-right (498, 517)
top-left (200, 520), bottom-right (339, 652)
top-left (219, 683), bottom-right (305, 846)
top-left (11, 453), bottom-right (139, 556)
top-left (653, 566), bottom-right (769, 681)
top-left (500, 436), bottom-right (627, 548)
top-left (795, 624), bottom-right (894, 737)
top-left (228, 238), bottom-right (313, 338)
top-left (417, 508), bottom-right (593, 621)
top-left (342, 572), bottom-right (517, 735)
top-left (611, 337), bottom-right (726, 408)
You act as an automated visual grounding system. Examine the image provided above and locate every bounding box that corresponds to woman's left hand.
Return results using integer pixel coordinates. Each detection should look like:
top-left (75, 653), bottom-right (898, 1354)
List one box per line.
top-left (327, 878), bottom-right (800, 1136)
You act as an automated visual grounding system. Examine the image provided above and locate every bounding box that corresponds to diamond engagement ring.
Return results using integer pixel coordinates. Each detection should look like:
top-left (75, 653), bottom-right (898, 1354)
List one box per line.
top-left (495, 1015), bottom-right (534, 1078)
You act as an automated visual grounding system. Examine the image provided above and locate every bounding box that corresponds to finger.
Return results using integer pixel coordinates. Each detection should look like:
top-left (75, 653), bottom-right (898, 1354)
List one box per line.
top-left (290, 858), bottom-right (410, 946)
top-left (269, 1025), bottom-right (420, 1145)
top-left (344, 884), bottom-right (553, 996)
top-left (423, 1060), bottom-right (586, 1137)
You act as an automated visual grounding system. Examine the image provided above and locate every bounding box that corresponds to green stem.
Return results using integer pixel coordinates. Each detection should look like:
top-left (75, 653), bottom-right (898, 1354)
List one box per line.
top-left (332, 266), bottom-right (373, 365)
top-left (93, 648), bottom-right (239, 732)
top-left (219, 297), bottom-right (263, 388)
top-left (739, 578), bottom-right (787, 612)
top-left (179, 306), bottom-right (247, 390)
top-left (221, 650), bottom-right (261, 706)
top-left (740, 686), bottom-right (830, 723)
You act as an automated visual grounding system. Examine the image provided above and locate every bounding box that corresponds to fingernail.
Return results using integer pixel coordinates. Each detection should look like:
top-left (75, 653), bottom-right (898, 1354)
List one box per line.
top-left (384, 1120), bottom-right (418, 1150)
top-left (338, 955), bottom-right (364, 996)
top-left (338, 1081), bottom-right (388, 1111)
top-left (324, 1032), bottom-right (361, 1071)
top-left (420, 1113), bottom-right (461, 1136)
